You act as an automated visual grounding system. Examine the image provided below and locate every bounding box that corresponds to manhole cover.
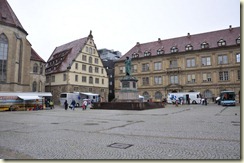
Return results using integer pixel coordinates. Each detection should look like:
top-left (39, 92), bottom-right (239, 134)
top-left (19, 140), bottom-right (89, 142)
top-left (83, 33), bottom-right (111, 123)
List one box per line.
top-left (84, 123), bottom-right (99, 125)
top-left (108, 143), bottom-right (133, 149)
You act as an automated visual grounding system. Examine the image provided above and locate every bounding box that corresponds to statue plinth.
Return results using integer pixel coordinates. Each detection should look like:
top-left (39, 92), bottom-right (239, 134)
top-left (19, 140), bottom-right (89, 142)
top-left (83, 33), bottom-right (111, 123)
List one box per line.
top-left (118, 76), bottom-right (140, 102)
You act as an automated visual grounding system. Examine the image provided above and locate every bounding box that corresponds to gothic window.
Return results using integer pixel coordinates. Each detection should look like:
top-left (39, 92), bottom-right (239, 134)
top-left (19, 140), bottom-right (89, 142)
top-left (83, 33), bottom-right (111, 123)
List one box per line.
top-left (32, 81), bottom-right (37, 92)
top-left (0, 33), bottom-right (8, 82)
top-left (33, 63), bottom-right (38, 74)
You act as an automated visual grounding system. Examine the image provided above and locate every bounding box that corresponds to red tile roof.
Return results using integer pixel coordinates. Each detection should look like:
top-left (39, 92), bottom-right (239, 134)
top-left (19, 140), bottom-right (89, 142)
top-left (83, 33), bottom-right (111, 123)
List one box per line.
top-left (119, 27), bottom-right (240, 61)
top-left (46, 37), bottom-right (89, 74)
top-left (0, 0), bottom-right (28, 35)
top-left (31, 48), bottom-right (46, 63)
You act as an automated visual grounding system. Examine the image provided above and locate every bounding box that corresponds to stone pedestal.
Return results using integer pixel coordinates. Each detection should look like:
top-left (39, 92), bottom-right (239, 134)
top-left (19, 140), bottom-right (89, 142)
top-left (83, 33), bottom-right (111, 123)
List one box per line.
top-left (118, 76), bottom-right (139, 102)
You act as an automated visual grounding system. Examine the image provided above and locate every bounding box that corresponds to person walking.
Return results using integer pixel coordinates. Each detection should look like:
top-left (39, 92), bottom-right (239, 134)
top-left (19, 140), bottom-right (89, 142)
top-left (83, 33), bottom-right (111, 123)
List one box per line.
top-left (82, 100), bottom-right (87, 110)
top-left (49, 100), bottom-right (54, 109)
top-left (71, 100), bottom-right (76, 110)
top-left (64, 100), bottom-right (68, 110)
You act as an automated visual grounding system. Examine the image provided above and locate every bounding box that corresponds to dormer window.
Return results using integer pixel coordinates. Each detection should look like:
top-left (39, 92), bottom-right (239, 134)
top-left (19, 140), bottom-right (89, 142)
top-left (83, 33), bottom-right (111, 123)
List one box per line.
top-left (217, 39), bottom-right (226, 47)
top-left (185, 44), bottom-right (193, 51)
top-left (201, 42), bottom-right (209, 49)
top-left (170, 46), bottom-right (178, 53)
top-left (236, 36), bottom-right (240, 44)
top-left (132, 53), bottom-right (139, 58)
top-left (144, 51), bottom-right (151, 57)
top-left (157, 49), bottom-right (164, 55)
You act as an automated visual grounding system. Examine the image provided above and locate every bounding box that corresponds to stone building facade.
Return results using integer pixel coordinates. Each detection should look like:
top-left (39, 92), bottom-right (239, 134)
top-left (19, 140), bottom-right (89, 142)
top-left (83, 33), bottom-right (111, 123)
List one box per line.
top-left (114, 26), bottom-right (241, 103)
top-left (45, 31), bottom-right (109, 104)
top-left (0, 0), bottom-right (46, 92)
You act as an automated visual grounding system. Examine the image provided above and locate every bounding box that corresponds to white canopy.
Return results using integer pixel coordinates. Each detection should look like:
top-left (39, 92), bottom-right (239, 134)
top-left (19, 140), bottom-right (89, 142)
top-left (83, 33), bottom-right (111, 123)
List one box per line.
top-left (18, 96), bottom-right (42, 100)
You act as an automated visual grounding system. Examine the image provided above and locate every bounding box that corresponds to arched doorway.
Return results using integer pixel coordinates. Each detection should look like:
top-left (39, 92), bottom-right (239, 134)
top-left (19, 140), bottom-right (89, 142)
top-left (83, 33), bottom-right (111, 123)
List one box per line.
top-left (142, 91), bottom-right (150, 102)
top-left (155, 91), bottom-right (162, 101)
top-left (203, 90), bottom-right (213, 100)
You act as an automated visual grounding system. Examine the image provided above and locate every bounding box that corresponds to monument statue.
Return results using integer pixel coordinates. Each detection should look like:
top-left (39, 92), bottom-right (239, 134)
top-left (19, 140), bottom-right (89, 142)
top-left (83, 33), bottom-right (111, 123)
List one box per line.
top-left (125, 56), bottom-right (132, 76)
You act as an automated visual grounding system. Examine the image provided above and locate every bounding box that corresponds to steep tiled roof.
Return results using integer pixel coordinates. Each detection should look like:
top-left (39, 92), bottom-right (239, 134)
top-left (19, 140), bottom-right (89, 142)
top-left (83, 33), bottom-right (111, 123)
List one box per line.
top-left (0, 0), bottom-right (28, 35)
top-left (119, 26), bottom-right (240, 61)
top-left (31, 48), bottom-right (46, 63)
top-left (46, 37), bottom-right (88, 74)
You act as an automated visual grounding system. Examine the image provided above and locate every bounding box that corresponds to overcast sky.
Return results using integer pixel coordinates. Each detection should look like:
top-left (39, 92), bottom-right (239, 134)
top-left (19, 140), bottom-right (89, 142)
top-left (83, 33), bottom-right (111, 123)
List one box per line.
top-left (7, 0), bottom-right (240, 61)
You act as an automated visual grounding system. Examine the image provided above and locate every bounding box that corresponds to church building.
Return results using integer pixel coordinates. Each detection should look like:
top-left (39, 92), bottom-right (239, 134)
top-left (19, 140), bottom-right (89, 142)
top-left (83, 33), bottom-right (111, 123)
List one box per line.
top-left (0, 0), bottom-right (46, 92)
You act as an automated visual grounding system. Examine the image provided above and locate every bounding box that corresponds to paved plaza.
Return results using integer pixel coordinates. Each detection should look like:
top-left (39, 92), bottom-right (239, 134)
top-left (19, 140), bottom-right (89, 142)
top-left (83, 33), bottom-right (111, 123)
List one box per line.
top-left (0, 103), bottom-right (240, 160)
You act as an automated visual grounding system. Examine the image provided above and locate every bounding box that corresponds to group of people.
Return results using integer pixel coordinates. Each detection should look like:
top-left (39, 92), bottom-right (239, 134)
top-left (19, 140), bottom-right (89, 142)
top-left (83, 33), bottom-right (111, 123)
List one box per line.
top-left (64, 100), bottom-right (89, 111)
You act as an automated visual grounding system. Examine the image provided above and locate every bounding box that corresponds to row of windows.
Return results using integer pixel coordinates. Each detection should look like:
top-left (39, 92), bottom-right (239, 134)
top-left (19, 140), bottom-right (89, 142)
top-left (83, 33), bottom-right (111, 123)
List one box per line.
top-left (81, 55), bottom-right (99, 64)
top-left (75, 63), bottom-right (104, 74)
top-left (85, 46), bottom-right (96, 55)
top-left (132, 37), bottom-right (241, 58)
top-left (48, 75), bottom-right (105, 85)
top-left (120, 53), bottom-right (240, 73)
top-left (139, 70), bottom-right (240, 86)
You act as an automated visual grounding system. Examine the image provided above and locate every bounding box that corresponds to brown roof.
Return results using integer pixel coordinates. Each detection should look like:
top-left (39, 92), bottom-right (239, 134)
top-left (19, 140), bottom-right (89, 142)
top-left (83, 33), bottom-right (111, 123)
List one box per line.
top-left (119, 26), bottom-right (240, 61)
top-left (46, 37), bottom-right (89, 74)
top-left (31, 48), bottom-right (46, 63)
top-left (0, 0), bottom-right (28, 35)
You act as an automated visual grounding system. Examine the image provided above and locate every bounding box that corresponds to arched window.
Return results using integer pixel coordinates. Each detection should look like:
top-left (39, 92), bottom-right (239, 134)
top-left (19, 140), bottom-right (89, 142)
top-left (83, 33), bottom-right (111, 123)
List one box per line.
top-left (0, 33), bottom-right (8, 82)
top-left (32, 81), bottom-right (37, 92)
top-left (33, 63), bottom-right (38, 74)
top-left (89, 76), bottom-right (93, 84)
top-left (89, 66), bottom-right (93, 73)
top-left (155, 91), bottom-right (162, 101)
top-left (89, 56), bottom-right (93, 63)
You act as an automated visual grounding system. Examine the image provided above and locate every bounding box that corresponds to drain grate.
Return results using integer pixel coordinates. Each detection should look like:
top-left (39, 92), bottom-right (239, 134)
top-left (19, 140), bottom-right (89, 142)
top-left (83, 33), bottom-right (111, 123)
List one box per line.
top-left (107, 143), bottom-right (133, 149)
top-left (51, 123), bottom-right (59, 124)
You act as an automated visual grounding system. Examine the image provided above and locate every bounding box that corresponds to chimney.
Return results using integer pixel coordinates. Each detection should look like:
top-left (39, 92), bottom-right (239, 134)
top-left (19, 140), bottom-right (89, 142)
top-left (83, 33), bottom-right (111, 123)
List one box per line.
top-left (136, 42), bottom-right (140, 46)
top-left (229, 25), bottom-right (232, 31)
top-left (187, 33), bottom-right (191, 38)
top-left (158, 38), bottom-right (161, 42)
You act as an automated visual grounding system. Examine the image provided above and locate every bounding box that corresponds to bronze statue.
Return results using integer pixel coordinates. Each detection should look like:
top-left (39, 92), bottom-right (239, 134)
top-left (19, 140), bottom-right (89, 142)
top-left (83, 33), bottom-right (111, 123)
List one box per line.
top-left (125, 56), bottom-right (131, 76)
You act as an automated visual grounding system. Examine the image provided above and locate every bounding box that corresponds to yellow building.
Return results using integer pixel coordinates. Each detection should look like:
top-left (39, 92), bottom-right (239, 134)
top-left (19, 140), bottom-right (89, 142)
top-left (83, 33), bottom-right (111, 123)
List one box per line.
top-left (114, 26), bottom-right (240, 103)
top-left (45, 31), bottom-right (109, 104)
top-left (0, 0), bottom-right (46, 92)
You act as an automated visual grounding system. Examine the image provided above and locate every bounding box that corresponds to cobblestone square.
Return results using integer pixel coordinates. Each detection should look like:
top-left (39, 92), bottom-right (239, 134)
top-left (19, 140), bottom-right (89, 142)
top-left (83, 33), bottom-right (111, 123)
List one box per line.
top-left (0, 103), bottom-right (240, 160)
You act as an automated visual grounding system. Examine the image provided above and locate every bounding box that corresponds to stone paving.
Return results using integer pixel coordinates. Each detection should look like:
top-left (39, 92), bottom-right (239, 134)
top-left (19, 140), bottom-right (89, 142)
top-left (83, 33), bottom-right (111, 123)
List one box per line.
top-left (0, 103), bottom-right (240, 160)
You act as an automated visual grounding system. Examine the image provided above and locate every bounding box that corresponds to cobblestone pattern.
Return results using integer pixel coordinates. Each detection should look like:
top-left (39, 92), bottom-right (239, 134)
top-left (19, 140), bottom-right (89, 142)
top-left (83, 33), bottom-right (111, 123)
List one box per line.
top-left (0, 104), bottom-right (240, 159)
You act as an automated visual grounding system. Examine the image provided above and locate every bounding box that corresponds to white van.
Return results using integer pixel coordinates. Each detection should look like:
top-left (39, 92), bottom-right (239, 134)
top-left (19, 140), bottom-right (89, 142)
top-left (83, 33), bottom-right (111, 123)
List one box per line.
top-left (167, 92), bottom-right (201, 104)
top-left (59, 92), bottom-right (82, 107)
